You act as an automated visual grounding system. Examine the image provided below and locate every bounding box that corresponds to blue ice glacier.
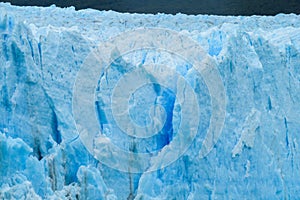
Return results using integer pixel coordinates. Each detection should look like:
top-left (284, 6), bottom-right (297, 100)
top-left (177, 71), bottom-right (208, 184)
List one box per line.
top-left (1, 2), bottom-right (300, 199)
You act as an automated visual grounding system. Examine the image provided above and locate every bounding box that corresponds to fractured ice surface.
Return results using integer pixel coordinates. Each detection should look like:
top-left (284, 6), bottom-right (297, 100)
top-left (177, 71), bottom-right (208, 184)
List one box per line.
top-left (0, 3), bottom-right (300, 199)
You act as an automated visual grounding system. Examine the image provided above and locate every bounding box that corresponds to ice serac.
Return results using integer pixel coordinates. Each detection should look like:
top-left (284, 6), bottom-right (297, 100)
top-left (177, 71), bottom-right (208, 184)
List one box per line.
top-left (0, 3), bottom-right (300, 199)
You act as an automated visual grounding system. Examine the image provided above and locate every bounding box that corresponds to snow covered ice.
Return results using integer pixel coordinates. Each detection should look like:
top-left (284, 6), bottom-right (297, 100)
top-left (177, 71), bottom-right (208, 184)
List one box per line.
top-left (0, 3), bottom-right (300, 199)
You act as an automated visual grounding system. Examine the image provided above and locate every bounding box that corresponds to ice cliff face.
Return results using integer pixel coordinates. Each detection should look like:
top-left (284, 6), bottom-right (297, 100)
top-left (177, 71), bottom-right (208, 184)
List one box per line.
top-left (0, 3), bottom-right (300, 199)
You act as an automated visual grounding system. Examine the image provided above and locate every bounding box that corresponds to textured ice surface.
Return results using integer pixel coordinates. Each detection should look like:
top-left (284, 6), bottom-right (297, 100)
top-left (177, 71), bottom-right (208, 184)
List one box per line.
top-left (0, 2), bottom-right (300, 199)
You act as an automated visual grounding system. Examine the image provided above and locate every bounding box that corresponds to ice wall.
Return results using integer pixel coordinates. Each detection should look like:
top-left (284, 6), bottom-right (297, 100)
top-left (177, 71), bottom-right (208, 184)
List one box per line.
top-left (0, 3), bottom-right (300, 199)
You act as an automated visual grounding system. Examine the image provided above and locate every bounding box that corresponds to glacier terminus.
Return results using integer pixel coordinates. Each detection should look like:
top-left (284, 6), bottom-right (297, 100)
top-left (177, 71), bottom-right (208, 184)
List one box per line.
top-left (0, 3), bottom-right (300, 199)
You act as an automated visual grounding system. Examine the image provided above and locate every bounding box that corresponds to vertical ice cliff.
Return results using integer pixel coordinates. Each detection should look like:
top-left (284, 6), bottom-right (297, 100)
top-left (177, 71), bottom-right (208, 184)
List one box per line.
top-left (0, 3), bottom-right (300, 199)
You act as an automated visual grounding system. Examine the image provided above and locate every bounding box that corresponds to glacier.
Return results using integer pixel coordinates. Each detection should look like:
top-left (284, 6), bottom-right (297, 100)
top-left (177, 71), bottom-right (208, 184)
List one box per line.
top-left (0, 2), bottom-right (300, 199)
